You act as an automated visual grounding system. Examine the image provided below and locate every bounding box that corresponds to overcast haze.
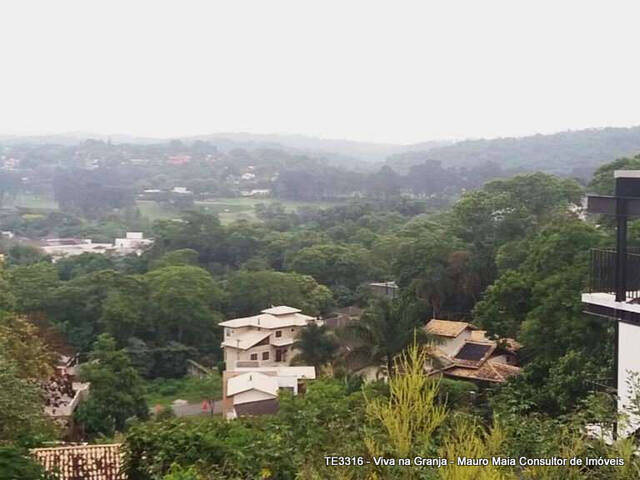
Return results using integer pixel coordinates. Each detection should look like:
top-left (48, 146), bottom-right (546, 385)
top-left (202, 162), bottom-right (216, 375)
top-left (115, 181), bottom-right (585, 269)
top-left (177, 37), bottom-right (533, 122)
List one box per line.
top-left (1, 0), bottom-right (639, 144)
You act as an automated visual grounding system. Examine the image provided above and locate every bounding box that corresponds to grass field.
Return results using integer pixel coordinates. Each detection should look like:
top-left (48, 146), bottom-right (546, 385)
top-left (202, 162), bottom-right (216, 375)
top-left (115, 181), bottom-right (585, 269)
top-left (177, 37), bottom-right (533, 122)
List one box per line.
top-left (4, 193), bottom-right (59, 210)
top-left (144, 374), bottom-right (222, 407)
top-left (138, 197), bottom-right (344, 224)
top-left (5, 193), bottom-right (343, 225)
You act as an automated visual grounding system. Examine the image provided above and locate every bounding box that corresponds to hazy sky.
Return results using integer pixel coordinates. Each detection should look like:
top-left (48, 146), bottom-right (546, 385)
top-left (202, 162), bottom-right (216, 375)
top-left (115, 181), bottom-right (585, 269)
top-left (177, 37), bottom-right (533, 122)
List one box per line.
top-left (1, 0), bottom-right (639, 144)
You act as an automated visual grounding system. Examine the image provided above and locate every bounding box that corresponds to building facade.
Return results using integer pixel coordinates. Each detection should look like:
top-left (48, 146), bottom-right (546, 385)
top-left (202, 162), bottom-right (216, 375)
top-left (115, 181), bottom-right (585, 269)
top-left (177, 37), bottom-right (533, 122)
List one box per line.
top-left (220, 306), bottom-right (319, 370)
top-left (219, 306), bottom-right (318, 418)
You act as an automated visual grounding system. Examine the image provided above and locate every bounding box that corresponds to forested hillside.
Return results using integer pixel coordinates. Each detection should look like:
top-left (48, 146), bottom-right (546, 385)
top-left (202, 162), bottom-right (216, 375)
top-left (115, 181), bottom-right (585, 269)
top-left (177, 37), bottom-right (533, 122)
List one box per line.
top-left (387, 126), bottom-right (640, 179)
top-left (5, 153), bottom-right (640, 478)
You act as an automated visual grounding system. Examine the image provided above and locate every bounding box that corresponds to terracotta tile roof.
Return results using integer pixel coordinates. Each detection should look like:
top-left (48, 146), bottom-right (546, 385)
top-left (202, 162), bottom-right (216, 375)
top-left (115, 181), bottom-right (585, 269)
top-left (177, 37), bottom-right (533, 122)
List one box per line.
top-left (444, 360), bottom-right (521, 383)
top-left (424, 319), bottom-right (473, 338)
top-left (30, 444), bottom-right (123, 480)
top-left (469, 329), bottom-right (489, 342)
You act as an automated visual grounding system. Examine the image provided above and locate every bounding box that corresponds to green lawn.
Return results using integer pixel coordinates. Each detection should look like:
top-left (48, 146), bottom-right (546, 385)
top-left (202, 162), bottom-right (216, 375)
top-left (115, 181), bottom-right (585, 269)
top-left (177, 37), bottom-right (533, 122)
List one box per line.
top-left (144, 374), bottom-right (222, 407)
top-left (4, 193), bottom-right (343, 225)
top-left (138, 197), bottom-right (345, 225)
top-left (5, 193), bottom-right (59, 210)
top-left (136, 200), bottom-right (179, 221)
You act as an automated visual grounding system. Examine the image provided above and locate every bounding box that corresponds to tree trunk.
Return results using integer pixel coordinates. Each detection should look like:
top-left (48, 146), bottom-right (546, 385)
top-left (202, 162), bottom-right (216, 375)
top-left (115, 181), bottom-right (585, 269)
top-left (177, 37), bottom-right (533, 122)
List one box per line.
top-left (386, 355), bottom-right (394, 378)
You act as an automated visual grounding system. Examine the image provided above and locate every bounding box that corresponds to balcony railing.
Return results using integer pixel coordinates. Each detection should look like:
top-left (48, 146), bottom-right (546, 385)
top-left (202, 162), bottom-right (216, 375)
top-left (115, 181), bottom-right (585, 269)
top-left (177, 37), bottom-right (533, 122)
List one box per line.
top-left (589, 248), bottom-right (640, 301)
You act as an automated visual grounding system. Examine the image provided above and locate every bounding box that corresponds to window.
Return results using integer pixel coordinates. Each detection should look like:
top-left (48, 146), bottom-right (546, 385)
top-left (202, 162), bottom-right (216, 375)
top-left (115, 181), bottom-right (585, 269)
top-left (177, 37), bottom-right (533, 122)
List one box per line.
top-left (291, 328), bottom-right (295, 332)
top-left (250, 353), bottom-right (258, 361)
top-left (226, 329), bottom-right (231, 337)
top-left (262, 351), bottom-right (270, 360)
top-left (275, 330), bottom-right (282, 338)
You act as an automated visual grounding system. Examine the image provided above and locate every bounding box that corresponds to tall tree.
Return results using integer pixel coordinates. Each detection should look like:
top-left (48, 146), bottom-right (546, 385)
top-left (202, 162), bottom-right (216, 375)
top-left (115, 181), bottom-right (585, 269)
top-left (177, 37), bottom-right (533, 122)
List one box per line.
top-left (75, 334), bottom-right (148, 437)
top-left (339, 297), bottom-right (427, 376)
top-left (0, 353), bottom-right (53, 445)
top-left (145, 265), bottom-right (222, 346)
top-left (291, 323), bottom-right (338, 368)
top-left (224, 270), bottom-right (333, 317)
top-left (0, 314), bottom-right (56, 380)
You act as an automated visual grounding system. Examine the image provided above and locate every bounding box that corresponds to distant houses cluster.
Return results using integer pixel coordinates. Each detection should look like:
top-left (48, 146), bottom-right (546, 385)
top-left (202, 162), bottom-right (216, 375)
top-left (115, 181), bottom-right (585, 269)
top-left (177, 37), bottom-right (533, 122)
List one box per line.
top-left (42, 355), bottom-right (90, 436)
top-left (41, 232), bottom-right (153, 262)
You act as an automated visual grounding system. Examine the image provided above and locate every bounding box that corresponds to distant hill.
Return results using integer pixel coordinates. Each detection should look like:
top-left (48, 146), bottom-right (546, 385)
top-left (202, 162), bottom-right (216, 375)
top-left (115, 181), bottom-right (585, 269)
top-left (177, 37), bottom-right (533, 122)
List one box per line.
top-left (5, 127), bottom-right (640, 179)
top-left (386, 126), bottom-right (640, 179)
top-left (0, 132), bottom-right (451, 169)
top-left (185, 132), bottom-right (452, 164)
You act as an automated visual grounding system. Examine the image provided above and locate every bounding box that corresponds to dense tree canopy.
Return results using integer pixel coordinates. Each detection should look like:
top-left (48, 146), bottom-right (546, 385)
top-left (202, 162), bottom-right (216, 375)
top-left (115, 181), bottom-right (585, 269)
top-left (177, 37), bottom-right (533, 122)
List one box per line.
top-left (75, 334), bottom-right (148, 437)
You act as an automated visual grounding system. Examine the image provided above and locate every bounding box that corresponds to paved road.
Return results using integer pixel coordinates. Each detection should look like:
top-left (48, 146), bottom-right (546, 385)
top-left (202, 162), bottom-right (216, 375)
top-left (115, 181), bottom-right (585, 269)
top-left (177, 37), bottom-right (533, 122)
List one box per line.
top-left (171, 400), bottom-right (222, 417)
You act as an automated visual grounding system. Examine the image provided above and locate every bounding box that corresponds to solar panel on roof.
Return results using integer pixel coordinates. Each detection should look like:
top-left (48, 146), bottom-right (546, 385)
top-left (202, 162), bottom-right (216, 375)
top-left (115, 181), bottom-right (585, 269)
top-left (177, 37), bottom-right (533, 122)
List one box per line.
top-left (454, 343), bottom-right (492, 362)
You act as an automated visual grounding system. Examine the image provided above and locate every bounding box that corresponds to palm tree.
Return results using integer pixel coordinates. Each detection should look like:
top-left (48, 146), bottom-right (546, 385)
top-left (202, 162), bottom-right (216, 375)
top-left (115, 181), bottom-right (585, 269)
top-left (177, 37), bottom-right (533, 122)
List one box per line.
top-left (339, 297), bottom-right (429, 377)
top-left (291, 323), bottom-right (338, 368)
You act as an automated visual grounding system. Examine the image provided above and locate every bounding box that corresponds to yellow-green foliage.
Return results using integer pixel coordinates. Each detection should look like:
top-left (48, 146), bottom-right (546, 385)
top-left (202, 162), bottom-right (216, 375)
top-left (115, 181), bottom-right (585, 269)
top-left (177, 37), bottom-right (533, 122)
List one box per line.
top-left (364, 343), bottom-right (446, 459)
top-left (0, 314), bottom-right (56, 380)
top-left (438, 416), bottom-right (514, 480)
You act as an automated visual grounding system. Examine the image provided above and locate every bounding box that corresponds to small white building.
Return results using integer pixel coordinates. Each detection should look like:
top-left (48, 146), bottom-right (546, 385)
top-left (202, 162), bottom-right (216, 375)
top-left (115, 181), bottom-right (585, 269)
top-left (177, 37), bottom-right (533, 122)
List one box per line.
top-left (222, 366), bottom-right (316, 419)
top-left (114, 232), bottom-right (153, 255)
top-left (41, 239), bottom-right (115, 262)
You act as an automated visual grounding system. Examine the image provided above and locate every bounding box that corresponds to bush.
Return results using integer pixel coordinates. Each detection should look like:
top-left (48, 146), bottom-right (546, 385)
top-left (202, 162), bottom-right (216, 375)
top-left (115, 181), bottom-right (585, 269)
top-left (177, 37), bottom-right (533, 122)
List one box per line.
top-left (0, 446), bottom-right (51, 480)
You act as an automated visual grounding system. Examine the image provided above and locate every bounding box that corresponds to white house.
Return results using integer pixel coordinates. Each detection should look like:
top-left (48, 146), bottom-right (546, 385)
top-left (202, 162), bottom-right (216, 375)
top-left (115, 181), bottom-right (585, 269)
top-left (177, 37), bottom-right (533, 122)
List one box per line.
top-left (220, 306), bottom-right (320, 370)
top-left (219, 306), bottom-right (318, 418)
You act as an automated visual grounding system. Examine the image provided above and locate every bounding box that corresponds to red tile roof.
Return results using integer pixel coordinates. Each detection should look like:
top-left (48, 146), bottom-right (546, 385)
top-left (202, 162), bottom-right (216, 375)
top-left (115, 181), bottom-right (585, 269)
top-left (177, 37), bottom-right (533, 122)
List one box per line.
top-left (31, 444), bottom-right (123, 480)
top-left (424, 319), bottom-right (473, 337)
top-left (444, 360), bottom-right (521, 383)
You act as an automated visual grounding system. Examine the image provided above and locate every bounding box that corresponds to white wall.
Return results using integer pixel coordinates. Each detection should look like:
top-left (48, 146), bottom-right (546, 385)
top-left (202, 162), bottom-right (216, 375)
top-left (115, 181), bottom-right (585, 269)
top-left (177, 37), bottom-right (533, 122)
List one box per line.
top-left (233, 389), bottom-right (276, 405)
top-left (618, 322), bottom-right (640, 436)
top-left (276, 375), bottom-right (298, 394)
top-left (438, 329), bottom-right (471, 357)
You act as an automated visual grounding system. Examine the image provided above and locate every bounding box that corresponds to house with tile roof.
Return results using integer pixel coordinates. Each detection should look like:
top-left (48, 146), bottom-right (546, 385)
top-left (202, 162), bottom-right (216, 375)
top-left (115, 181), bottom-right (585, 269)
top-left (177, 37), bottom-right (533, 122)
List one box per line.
top-left (30, 444), bottom-right (122, 480)
top-left (424, 319), bottom-right (521, 383)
